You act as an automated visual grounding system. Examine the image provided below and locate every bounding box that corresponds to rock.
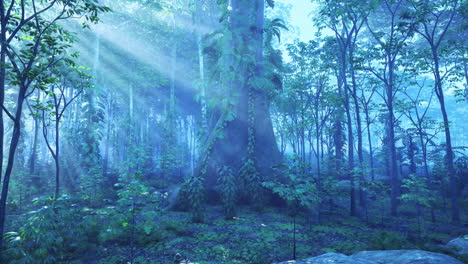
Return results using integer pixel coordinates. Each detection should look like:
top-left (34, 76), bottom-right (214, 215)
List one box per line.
top-left (274, 250), bottom-right (463, 264)
top-left (352, 250), bottom-right (463, 264)
top-left (447, 235), bottom-right (468, 255)
top-left (274, 252), bottom-right (378, 264)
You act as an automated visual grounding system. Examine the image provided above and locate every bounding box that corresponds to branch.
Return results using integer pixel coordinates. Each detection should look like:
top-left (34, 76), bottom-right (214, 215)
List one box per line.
top-left (6, 0), bottom-right (59, 44)
top-left (5, 0), bottom-right (16, 22)
top-left (1, 104), bottom-right (16, 122)
top-left (42, 109), bottom-right (56, 159)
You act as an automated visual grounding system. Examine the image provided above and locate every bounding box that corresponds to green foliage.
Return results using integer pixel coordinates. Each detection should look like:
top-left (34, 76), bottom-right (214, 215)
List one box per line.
top-left (73, 85), bottom-right (105, 198)
top-left (399, 174), bottom-right (436, 238)
top-left (264, 18), bottom-right (288, 44)
top-left (235, 239), bottom-right (272, 264)
top-left (80, 165), bottom-right (105, 207)
top-left (185, 175), bottom-right (205, 222)
top-left (99, 172), bottom-right (162, 246)
top-left (158, 108), bottom-right (187, 179)
top-left (124, 142), bottom-right (153, 174)
top-left (2, 196), bottom-right (95, 264)
top-left (239, 158), bottom-right (264, 209)
top-left (455, 155), bottom-right (468, 179)
top-left (364, 180), bottom-right (390, 222)
top-left (399, 174), bottom-right (434, 208)
top-left (217, 165), bottom-right (237, 219)
top-left (330, 241), bottom-right (364, 255)
top-left (369, 231), bottom-right (410, 250)
top-left (4, 0), bottom-right (110, 90)
top-left (263, 157), bottom-right (319, 212)
top-left (266, 0), bottom-right (276, 8)
top-left (8, 171), bottom-right (35, 213)
top-left (162, 219), bottom-right (190, 236)
top-left (97, 255), bottom-right (127, 264)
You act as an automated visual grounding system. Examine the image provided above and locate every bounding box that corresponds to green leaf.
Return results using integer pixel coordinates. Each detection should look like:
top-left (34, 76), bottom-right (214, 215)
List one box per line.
top-left (143, 224), bottom-right (152, 235)
top-left (266, 0), bottom-right (275, 8)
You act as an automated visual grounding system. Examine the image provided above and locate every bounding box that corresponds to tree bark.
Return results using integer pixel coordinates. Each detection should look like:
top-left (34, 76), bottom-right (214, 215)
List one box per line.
top-left (204, 0), bottom-right (281, 189)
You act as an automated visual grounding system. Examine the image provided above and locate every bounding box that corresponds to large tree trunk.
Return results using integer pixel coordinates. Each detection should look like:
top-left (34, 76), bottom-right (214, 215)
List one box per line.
top-left (204, 0), bottom-right (281, 189)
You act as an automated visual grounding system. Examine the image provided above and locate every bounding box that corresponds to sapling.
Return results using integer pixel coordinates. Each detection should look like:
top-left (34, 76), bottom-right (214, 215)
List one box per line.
top-left (263, 158), bottom-right (318, 260)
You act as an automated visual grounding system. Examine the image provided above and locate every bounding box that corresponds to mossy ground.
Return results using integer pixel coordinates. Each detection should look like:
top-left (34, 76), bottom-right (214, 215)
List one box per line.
top-left (74, 204), bottom-right (467, 264)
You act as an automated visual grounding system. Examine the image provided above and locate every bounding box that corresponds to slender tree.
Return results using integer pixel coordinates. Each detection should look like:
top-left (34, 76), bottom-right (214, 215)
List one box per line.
top-left (40, 65), bottom-right (88, 198)
top-left (0, 0), bottom-right (109, 250)
top-left (409, 0), bottom-right (462, 222)
top-left (365, 0), bottom-right (415, 216)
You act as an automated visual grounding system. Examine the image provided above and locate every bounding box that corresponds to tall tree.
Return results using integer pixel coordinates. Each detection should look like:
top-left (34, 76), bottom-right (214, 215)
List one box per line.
top-left (315, 0), bottom-right (371, 216)
top-left (409, 0), bottom-right (463, 222)
top-left (400, 80), bottom-right (440, 221)
top-left (365, 0), bottom-right (415, 216)
top-left (0, 0), bottom-right (108, 250)
top-left (202, 0), bottom-right (282, 192)
top-left (39, 64), bottom-right (88, 198)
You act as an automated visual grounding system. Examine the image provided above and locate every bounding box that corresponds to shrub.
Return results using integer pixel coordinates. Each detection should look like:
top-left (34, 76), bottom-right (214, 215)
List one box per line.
top-left (369, 231), bottom-right (410, 250)
top-left (99, 172), bottom-right (162, 246)
top-left (2, 195), bottom-right (93, 264)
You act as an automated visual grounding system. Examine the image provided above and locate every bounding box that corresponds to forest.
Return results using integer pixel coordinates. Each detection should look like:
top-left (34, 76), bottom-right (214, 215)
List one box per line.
top-left (0, 0), bottom-right (467, 263)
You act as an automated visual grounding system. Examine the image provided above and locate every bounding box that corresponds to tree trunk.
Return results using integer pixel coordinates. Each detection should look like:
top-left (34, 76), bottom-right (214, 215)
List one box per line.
top-left (350, 56), bottom-right (366, 211)
top-left (204, 0), bottom-right (281, 189)
top-left (432, 49), bottom-right (459, 222)
top-left (364, 104), bottom-right (375, 181)
top-left (195, 0), bottom-right (207, 134)
top-left (387, 60), bottom-right (399, 217)
top-left (0, 87), bottom-right (26, 250)
top-left (345, 85), bottom-right (356, 217)
top-left (55, 118), bottom-right (60, 198)
top-left (29, 112), bottom-right (39, 175)
top-left (315, 101), bottom-right (322, 223)
top-left (103, 99), bottom-right (111, 176)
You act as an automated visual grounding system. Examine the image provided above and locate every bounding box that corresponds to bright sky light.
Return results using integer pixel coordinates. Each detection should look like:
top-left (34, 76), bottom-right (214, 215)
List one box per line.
top-left (281, 0), bottom-right (317, 42)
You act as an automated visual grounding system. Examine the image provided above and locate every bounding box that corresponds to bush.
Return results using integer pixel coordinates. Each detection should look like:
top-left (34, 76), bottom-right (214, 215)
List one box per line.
top-left (369, 231), bottom-right (410, 250)
top-left (98, 172), bottom-right (163, 246)
top-left (2, 195), bottom-right (94, 264)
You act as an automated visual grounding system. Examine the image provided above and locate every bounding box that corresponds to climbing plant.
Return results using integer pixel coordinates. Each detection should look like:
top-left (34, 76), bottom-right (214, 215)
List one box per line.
top-left (218, 165), bottom-right (237, 219)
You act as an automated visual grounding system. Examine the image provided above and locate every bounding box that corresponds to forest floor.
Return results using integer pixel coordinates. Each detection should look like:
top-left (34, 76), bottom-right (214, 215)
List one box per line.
top-left (75, 204), bottom-right (467, 264)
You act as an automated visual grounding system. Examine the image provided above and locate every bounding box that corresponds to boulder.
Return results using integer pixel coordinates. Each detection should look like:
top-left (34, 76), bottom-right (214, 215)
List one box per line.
top-left (352, 250), bottom-right (462, 264)
top-left (274, 252), bottom-right (377, 264)
top-left (274, 250), bottom-right (462, 264)
top-left (447, 235), bottom-right (468, 255)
